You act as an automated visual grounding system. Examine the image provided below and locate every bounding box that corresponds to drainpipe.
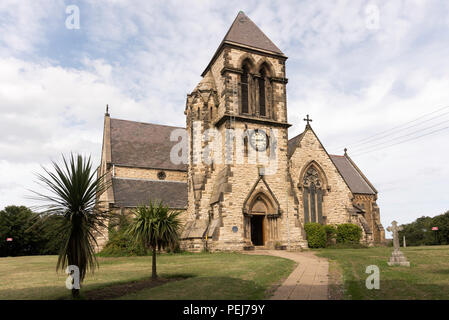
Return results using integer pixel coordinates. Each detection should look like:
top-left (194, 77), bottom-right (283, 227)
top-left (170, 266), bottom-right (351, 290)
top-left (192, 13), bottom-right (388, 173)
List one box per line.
top-left (287, 187), bottom-right (290, 251)
top-left (203, 210), bottom-right (212, 252)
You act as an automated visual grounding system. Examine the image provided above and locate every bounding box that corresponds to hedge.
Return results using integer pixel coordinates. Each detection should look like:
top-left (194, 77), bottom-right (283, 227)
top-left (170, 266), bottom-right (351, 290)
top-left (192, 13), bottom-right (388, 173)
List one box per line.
top-left (324, 225), bottom-right (337, 246)
top-left (336, 223), bottom-right (362, 244)
top-left (304, 223), bottom-right (362, 248)
top-left (304, 223), bottom-right (326, 248)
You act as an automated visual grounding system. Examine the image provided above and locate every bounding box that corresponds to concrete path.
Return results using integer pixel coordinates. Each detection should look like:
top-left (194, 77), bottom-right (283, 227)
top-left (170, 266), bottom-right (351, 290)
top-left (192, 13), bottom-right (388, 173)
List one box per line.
top-left (247, 250), bottom-right (329, 300)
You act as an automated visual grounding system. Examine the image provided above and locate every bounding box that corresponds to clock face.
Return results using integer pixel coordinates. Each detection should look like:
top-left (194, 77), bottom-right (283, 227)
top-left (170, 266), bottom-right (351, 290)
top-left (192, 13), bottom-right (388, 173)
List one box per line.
top-left (249, 129), bottom-right (268, 151)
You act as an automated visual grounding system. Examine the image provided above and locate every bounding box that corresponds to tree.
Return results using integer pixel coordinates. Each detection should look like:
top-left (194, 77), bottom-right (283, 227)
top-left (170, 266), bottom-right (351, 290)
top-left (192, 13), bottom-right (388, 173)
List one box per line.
top-left (0, 206), bottom-right (43, 257)
top-left (127, 201), bottom-right (181, 279)
top-left (31, 154), bottom-right (110, 298)
top-left (433, 213), bottom-right (449, 245)
top-left (0, 206), bottom-right (68, 257)
top-left (399, 212), bottom-right (449, 246)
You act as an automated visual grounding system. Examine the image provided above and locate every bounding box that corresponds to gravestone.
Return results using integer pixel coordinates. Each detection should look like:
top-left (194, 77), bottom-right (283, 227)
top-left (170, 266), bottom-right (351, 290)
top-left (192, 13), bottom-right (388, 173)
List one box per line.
top-left (387, 221), bottom-right (410, 267)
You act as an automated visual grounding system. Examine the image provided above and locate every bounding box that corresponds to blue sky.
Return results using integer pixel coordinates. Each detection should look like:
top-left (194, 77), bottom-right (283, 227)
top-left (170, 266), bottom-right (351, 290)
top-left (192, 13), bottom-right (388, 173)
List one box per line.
top-left (1, 0), bottom-right (449, 235)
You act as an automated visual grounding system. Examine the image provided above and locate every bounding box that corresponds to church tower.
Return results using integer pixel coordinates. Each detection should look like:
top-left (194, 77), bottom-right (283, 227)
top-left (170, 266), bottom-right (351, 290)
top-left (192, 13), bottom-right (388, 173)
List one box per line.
top-left (181, 11), bottom-right (307, 251)
top-left (95, 11), bottom-right (384, 252)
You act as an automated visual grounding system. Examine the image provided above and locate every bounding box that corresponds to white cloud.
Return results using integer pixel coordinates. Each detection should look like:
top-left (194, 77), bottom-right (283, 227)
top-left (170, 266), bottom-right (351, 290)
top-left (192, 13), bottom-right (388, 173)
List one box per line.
top-left (1, 0), bottom-right (449, 235)
top-left (0, 57), bottom-right (149, 208)
top-left (0, 0), bottom-right (64, 54)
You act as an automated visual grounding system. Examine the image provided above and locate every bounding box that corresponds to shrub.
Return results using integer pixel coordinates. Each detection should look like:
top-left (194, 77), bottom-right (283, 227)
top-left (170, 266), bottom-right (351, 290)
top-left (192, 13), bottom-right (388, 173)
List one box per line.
top-left (304, 223), bottom-right (326, 248)
top-left (324, 225), bottom-right (337, 246)
top-left (98, 211), bottom-right (150, 257)
top-left (336, 223), bottom-right (362, 244)
top-left (98, 229), bottom-right (150, 257)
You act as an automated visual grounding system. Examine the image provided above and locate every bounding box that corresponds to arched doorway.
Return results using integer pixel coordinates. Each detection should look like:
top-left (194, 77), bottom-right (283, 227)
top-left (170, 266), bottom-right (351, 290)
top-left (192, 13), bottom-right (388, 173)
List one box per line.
top-left (243, 178), bottom-right (281, 248)
top-left (245, 192), bottom-right (279, 247)
top-left (250, 198), bottom-right (267, 246)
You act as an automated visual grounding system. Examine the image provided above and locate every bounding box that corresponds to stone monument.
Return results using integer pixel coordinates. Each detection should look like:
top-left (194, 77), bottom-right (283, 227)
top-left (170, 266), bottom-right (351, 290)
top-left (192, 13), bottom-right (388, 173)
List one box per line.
top-left (387, 221), bottom-right (410, 267)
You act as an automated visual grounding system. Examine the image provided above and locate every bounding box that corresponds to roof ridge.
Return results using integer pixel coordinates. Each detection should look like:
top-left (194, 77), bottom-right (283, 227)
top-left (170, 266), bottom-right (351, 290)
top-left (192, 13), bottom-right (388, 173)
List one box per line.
top-left (110, 117), bottom-right (185, 129)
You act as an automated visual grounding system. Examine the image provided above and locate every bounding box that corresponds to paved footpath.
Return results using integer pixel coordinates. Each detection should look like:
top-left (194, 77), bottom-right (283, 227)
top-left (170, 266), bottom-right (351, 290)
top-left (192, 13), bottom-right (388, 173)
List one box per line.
top-left (247, 250), bottom-right (329, 300)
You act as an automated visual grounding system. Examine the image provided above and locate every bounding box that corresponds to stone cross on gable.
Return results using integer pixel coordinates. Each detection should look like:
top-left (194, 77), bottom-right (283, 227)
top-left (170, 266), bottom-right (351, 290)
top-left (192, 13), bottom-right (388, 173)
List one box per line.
top-left (303, 114), bottom-right (313, 126)
top-left (387, 220), bottom-right (403, 251)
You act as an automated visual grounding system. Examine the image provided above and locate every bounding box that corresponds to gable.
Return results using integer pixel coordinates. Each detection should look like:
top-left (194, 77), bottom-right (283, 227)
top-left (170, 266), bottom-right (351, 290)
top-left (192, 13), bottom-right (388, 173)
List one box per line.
top-left (288, 126), bottom-right (377, 196)
top-left (289, 126), bottom-right (353, 195)
top-left (242, 175), bottom-right (281, 215)
top-left (288, 126), bottom-right (355, 225)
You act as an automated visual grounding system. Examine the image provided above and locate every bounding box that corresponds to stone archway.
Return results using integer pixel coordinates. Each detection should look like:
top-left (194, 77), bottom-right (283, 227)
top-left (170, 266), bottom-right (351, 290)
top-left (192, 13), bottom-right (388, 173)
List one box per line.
top-left (246, 193), bottom-right (279, 247)
top-left (250, 197), bottom-right (268, 245)
top-left (242, 176), bottom-right (281, 248)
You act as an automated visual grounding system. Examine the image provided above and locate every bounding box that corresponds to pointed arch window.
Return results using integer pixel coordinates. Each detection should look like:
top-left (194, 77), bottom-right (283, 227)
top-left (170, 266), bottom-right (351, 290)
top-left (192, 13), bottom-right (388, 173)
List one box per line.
top-left (258, 69), bottom-right (266, 116)
top-left (302, 166), bottom-right (324, 224)
top-left (241, 63), bottom-right (249, 114)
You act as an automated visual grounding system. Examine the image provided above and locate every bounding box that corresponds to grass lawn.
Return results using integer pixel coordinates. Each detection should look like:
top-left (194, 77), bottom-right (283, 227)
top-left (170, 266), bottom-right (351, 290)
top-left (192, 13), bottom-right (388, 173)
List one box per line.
top-left (0, 252), bottom-right (295, 300)
top-left (315, 245), bottom-right (449, 300)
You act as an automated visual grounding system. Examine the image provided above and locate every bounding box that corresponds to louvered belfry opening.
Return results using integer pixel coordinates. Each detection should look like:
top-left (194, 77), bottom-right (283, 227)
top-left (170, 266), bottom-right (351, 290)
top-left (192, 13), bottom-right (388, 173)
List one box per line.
top-left (258, 68), bottom-right (266, 116)
top-left (241, 63), bottom-right (250, 114)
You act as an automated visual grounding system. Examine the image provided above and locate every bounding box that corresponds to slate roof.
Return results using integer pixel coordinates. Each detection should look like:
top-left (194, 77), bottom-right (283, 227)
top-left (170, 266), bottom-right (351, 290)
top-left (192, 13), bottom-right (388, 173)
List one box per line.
top-left (201, 11), bottom-right (285, 76)
top-left (287, 132), bottom-right (304, 158)
top-left (222, 11), bottom-right (284, 55)
top-left (112, 178), bottom-right (188, 209)
top-left (110, 118), bottom-right (187, 171)
top-left (329, 155), bottom-right (376, 195)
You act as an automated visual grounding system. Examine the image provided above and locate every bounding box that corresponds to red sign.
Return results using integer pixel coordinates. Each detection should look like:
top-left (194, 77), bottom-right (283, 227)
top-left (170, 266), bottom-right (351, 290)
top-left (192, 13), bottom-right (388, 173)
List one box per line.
top-left (432, 227), bottom-right (439, 231)
top-left (6, 238), bottom-right (13, 242)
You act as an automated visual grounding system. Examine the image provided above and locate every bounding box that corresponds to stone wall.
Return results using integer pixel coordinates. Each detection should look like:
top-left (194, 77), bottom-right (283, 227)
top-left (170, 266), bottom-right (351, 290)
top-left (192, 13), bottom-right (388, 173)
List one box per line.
top-left (223, 48), bottom-right (287, 122)
top-left (114, 166), bottom-right (187, 182)
top-left (354, 194), bottom-right (385, 244)
top-left (289, 127), bottom-right (354, 226)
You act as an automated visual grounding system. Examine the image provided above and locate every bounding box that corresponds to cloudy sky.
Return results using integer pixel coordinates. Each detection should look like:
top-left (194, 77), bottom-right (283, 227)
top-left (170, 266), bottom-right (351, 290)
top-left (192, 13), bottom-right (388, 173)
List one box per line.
top-left (1, 0), bottom-right (449, 234)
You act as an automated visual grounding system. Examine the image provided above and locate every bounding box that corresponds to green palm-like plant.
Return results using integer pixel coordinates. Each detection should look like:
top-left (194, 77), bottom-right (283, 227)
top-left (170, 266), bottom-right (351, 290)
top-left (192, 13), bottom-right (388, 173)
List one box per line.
top-left (31, 154), bottom-right (110, 298)
top-left (127, 201), bottom-right (181, 279)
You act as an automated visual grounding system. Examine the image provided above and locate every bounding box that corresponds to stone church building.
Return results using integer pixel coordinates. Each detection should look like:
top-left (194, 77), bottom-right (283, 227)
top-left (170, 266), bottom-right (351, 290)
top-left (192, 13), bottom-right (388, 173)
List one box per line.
top-left (96, 12), bottom-right (385, 251)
